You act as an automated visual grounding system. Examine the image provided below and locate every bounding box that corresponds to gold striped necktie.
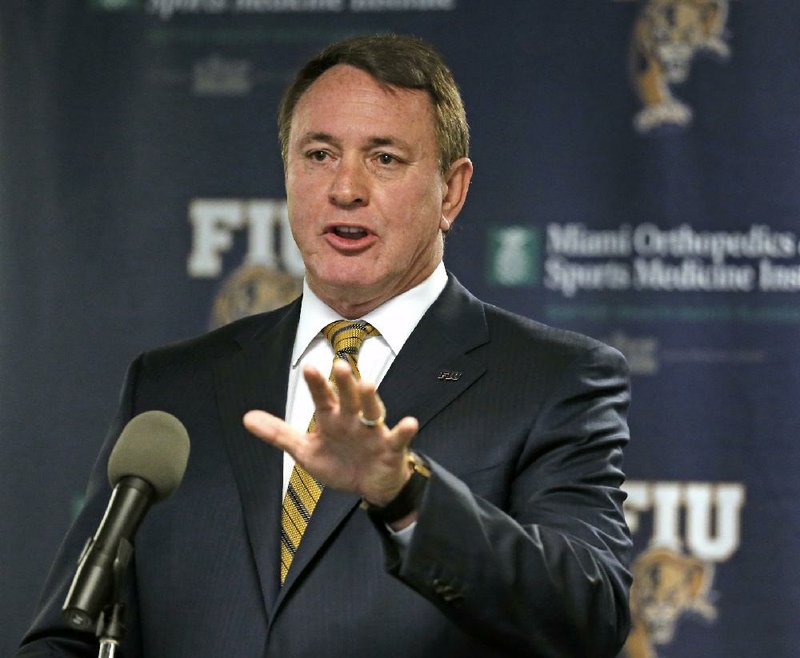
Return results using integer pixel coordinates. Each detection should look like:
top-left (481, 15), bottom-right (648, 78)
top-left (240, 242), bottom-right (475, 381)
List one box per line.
top-left (279, 319), bottom-right (380, 584)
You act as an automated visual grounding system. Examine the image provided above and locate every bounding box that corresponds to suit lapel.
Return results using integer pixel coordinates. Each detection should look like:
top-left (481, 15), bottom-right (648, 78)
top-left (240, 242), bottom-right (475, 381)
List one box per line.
top-left (274, 485), bottom-right (361, 600)
top-left (380, 276), bottom-right (489, 441)
top-left (213, 301), bottom-right (301, 616)
top-left (273, 276), bottom-right (489, 608)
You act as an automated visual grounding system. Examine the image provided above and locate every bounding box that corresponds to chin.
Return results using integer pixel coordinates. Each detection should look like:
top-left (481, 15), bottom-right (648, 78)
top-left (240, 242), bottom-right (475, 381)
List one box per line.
top-left (311, 271), bottom-right (377, 296)
top-left (313, 261), bottom-right (382, 286)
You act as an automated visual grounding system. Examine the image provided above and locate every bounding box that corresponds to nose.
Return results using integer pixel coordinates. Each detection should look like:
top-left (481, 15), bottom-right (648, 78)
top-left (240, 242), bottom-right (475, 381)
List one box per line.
top-left (328, 155), bottom-right (368, 208)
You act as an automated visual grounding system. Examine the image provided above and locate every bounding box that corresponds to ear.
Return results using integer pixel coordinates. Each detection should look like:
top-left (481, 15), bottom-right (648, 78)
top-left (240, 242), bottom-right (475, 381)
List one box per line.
top-left (686, 560), bottom-right (707, 598)
top-left (439, 157), bottom-right (473, 232)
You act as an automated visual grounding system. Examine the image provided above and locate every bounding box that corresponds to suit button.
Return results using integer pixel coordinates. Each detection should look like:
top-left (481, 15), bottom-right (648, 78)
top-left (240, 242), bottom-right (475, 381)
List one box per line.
top-left (432, 579), bottom-right (463, 604)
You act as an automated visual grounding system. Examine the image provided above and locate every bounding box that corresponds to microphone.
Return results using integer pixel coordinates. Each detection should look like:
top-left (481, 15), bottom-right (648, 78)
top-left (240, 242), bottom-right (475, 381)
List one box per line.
top-left (62, 410), bottom-right (190, 632)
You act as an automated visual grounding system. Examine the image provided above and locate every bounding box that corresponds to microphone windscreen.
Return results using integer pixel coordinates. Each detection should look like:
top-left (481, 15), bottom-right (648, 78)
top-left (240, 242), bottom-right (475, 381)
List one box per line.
top-left (107, 410), bottom-right (190, 501)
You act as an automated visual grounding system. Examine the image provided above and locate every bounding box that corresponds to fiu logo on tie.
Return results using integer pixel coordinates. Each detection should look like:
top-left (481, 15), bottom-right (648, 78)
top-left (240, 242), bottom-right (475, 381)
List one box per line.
top-left (621, 480), bottom-right (745, 658)
top-left (627, 0), bottom-right (731, 133)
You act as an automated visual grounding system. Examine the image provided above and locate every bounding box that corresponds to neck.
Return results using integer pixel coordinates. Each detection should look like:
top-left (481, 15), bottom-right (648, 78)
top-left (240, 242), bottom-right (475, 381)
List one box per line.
top-left (317, 293), bottom-right (388, 320)
top-left (308, 263), bottom-right (443, 319)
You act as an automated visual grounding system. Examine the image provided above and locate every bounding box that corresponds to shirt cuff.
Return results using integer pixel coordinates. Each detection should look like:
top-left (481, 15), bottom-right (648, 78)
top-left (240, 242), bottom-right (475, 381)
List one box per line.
top-left (386, 520), bottom-right (416, 550)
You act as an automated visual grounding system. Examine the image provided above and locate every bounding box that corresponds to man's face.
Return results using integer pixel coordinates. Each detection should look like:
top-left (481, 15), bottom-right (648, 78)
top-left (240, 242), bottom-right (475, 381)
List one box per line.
top-left (285, 64), bottom-right (469, 317)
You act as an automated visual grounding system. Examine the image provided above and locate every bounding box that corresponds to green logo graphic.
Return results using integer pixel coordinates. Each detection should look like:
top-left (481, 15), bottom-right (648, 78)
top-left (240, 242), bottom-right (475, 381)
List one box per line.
top-left (89, 0), bottom-right (140, 11)
top-left (487, 226), bottom-right (541, 287)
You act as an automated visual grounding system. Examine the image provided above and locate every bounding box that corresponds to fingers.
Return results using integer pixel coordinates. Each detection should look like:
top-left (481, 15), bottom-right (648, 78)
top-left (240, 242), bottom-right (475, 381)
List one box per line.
top-left (388, 416), bottom-right (419, 451)
top-left (304, 360), bottom-right (361, 414)
top-left (243, 410), bottom-right (298, 453)
top-left (304, 364), bottom-right (338, 413)
top-left (306, 360), bottom-right (383, 421)
top-left (300, 361), bottom-right (419, 452)
top-left (331, 359), bottom-right (361, 416)
top-left (358, 381), bottom-right (385, 426)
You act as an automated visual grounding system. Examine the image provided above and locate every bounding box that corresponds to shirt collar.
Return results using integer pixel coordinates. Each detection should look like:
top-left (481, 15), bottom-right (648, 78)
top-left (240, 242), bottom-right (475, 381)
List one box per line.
top-left (292, 262), bottom-right (448, 365)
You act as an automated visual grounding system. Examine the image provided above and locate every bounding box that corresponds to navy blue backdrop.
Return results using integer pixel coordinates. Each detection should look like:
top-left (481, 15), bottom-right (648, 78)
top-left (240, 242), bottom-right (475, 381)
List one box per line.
top-left (3, 2), bottom-right (799, 656)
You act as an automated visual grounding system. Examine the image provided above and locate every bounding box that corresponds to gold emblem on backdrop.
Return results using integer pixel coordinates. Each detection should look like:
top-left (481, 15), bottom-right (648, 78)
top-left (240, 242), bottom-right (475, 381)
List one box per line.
top-left (623, 547), bottom-right (717, 658)
top-left (210, 264), bottom-right (302, 329)
top-left (622, 0), bottom-right (731, 133)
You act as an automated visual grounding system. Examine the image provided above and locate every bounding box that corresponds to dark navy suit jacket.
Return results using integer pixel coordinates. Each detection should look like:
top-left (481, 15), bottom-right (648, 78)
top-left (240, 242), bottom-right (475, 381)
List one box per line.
top-left (19, 275), bottom-right (632, 657)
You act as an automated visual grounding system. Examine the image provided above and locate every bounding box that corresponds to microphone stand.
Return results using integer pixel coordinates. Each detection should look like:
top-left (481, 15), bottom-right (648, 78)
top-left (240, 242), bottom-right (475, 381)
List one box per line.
top-left (95, 539), bottom-right (133, 658)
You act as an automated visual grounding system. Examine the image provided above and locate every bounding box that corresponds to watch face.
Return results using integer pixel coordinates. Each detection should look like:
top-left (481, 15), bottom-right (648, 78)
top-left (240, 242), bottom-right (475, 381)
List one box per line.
top-left (409, 451), bottom-right (432, 479)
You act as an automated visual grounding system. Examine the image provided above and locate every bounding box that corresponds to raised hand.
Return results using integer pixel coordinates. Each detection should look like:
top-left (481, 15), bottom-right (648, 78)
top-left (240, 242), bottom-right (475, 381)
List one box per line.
top-left (244, 359), bottom-right (419, 506)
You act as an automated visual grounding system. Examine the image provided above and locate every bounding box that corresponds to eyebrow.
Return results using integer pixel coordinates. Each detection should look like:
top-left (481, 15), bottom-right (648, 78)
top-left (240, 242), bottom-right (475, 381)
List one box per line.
top-left (298, 132), bottom-right (338, 148)
top-left (298, 132), bottom-right (410, 152)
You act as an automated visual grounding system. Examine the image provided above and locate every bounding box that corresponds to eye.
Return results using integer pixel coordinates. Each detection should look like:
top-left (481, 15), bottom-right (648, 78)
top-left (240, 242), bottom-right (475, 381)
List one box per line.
top-left (308, 150), bottom-right (328, 162)
top-left (376, 153), bottom-right (398, 166)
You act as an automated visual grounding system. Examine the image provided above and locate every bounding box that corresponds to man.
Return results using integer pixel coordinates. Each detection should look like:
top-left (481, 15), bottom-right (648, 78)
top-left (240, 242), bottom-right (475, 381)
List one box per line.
top-left (18, 34), bottom-right (632, 657)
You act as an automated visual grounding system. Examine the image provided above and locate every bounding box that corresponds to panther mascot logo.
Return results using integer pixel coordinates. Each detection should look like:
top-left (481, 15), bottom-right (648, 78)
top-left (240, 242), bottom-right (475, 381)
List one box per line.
top-left (630, 0), bottom-right (731, 132)
top-left (622, 547), bottom-right (717, 658)
top-left (210, 263), bottom-right (302, 329)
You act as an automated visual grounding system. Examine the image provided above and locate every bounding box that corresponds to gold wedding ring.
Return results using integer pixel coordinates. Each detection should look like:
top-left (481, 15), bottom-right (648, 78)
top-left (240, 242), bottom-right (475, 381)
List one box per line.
top-left (357, 409), bottom-right (385, 428)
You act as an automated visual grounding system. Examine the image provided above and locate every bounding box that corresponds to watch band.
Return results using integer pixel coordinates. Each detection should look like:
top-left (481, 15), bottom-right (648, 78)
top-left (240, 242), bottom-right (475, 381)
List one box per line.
top-left (362, 451), bottom-right (431, 524)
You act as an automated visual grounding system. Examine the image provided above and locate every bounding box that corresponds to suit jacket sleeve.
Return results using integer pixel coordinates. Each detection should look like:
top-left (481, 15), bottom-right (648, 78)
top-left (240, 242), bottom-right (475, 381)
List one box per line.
top-left (375, 341), bottom-right (632, 658)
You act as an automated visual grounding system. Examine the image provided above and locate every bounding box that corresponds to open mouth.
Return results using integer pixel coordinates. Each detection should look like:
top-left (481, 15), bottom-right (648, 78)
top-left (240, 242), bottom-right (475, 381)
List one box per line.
top-left (331, 226), bottom-right (369, 240)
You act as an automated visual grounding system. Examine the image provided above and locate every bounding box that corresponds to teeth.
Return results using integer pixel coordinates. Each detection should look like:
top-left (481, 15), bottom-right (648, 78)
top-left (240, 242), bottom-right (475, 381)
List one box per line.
top-left (334, 226), bottom-right (367, 239)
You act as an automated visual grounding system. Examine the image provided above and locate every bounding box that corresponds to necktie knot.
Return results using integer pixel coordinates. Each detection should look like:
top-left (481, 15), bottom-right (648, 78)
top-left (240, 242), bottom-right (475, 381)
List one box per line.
top-left (322, 320), bottom-right (380, 378)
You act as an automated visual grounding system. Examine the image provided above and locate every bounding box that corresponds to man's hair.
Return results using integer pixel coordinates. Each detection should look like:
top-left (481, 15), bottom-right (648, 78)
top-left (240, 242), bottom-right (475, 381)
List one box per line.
top-left (277, 34), bottom-right (469, 173)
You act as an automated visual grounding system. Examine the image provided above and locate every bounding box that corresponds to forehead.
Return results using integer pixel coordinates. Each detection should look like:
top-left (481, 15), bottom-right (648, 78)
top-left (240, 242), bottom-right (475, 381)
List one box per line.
top-left (289, 64), bottom-right (436, 144)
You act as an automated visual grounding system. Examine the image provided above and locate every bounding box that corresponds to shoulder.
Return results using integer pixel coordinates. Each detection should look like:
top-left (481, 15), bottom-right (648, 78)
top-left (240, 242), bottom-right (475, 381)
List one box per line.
top-left (440, 273), bottom-right (627, 373)
top-left (138, 299), bottom-right (300, 371)
top-left (483, 301), bottom-right (627, 370)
